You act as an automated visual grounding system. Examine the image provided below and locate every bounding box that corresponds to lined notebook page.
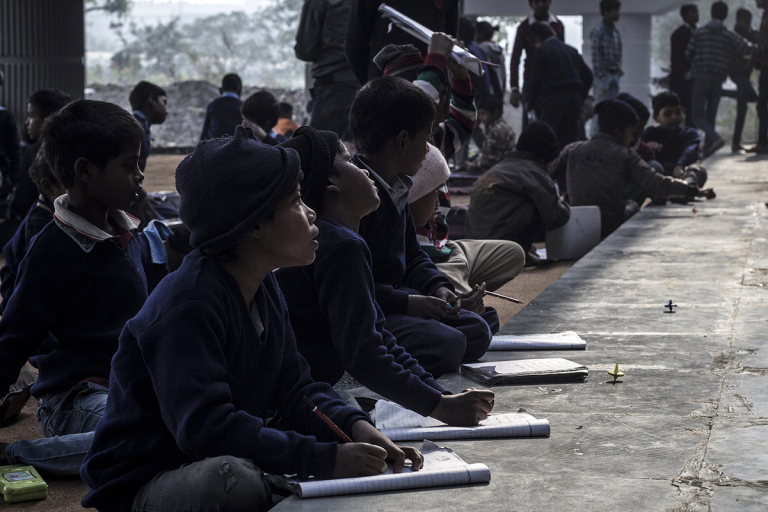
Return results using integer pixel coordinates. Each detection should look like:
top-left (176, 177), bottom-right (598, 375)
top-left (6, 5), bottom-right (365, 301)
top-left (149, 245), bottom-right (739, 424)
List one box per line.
top-left (488, 332), bottom-right (586, 351)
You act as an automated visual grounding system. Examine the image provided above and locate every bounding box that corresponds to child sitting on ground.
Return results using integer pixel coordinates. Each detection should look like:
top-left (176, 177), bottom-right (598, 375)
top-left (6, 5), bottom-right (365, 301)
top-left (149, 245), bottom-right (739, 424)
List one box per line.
top-left (351, 76), bottom-right (496, 378)
top-left (0, 100), bottom-right (149, 475)
top-left (241, 90), bottom-right (287, 145)
top-left (642, 91), bottom-right (707, 192)
top-left (409, 143), bottom-right (525, 294)
top-left (459, 96), bottom-right (516, 175)
top-left (81, 126), bottom-right (422, 511)
top-left (276, 126), bottom-right (493, 425)
top-left (551, 98), bottom-right (716, 238)
top-left (276, 101), bottom-right (299, 138)
top-left (200, 73), bottom-right (243, 140)
top-left (465, 121), bottom-right (570, 264)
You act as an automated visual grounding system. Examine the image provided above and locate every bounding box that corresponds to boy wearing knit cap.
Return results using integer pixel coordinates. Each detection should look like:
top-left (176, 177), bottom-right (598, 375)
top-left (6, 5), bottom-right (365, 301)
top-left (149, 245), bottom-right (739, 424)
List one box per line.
top-left (81, 126), bottom-right (422, 512)
top-left (350, 76), bottom-right (496, 378)
top-left (409, 143), bottom-right (525, 295)
top-left (276, 127), bottom-right (494, 426)
top-left (465, 121), bottom-right (570, 264)
top-left (551, 99), bottom-right (716, 238)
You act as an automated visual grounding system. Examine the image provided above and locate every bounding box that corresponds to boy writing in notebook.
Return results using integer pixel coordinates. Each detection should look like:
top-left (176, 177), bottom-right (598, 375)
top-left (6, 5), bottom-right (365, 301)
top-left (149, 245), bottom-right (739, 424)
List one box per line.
top-left (351, 76), bottom-right (496, 378)
top-left (81, 127), bottom-right (422, 512)
top-left (0, 100), bottom-right (148, 474)
top-left (276, 126), bottom-right (494, 425)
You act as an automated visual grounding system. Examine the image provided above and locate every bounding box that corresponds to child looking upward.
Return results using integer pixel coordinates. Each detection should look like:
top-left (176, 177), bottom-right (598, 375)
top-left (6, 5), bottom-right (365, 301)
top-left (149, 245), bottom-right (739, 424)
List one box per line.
top-left (350, 76), bottom-right (496, 378)
top-left (552, 98), bottom-right (715, 238)
top-left (81, 126), bottom-right (421, 511)
top-left (0, 100), bottom-right (148, 475)
top-left (276, 127), bottom-right (494, 425)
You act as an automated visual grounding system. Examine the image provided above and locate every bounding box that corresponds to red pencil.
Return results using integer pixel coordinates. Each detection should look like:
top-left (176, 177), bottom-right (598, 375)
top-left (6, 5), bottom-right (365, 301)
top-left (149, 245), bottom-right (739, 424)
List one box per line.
top-left (302, 396), bottom-right (353, 443)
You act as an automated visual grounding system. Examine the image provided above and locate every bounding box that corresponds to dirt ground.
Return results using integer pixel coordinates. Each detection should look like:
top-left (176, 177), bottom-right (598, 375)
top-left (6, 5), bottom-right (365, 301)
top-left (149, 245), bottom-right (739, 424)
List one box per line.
top-left (0, 153), bottom-right (573, 510)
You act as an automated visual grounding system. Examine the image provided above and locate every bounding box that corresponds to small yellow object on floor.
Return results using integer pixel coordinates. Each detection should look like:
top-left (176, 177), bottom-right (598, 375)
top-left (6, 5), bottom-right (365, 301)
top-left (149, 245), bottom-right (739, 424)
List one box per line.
top-left (0, 465), bottom-right (47, 503)
top-left (607, 363), bottom-right (624, 383)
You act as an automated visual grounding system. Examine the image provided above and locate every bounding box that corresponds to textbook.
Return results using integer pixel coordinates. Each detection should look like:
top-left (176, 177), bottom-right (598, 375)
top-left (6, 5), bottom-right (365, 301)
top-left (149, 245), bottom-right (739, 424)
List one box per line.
top-left (372, 400), bottom-right (550, 441)
top-left (460, 358), bottom-right (589, 385)
top-left (268, 441), bottom-right (490, 498)
top-left (488, 331), bottom-right (586, 351)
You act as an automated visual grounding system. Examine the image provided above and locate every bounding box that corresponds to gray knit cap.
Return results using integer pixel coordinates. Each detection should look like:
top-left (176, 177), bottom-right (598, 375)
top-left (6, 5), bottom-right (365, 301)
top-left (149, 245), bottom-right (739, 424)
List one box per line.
top-left (176, 125), bottom-right (301, 254)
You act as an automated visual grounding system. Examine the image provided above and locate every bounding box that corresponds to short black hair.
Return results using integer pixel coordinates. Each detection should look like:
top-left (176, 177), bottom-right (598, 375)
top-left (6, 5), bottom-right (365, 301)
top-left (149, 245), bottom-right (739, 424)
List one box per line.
top-left (241, 91), bottom-right (280, 131)
top-left (600, 0), bottom-right (621, 15)
top-left (221, 73), bottom-right (242, 92)
top-left (458, 18), bottom-right (476, 45)
top-left (651, 91), bottom-right (681, 116)
top-left (28, 150), bottom-right (58, 191)
top-left (349, 76), bottom-right (436, 155)
top-left (27, 90), bottom-right (72, 120)
top-left (711, 1), bottom-right (728, 21)
top-left (477, 95), bottom-right (504, 114)
top-left (475, 21), bottom-right (497, 41)
top-left (528, 21), bottom-right (557, 43)
top-left (680, 3), bottom-right (697, 18)
top-left (42, 100), bottom-right (146, 188)
top-left (279, 102), bottom-right (294, 119)
top-left (129, 81), bottom-right (166, 111)
top-left (736, 7), bottom-right (752, 22)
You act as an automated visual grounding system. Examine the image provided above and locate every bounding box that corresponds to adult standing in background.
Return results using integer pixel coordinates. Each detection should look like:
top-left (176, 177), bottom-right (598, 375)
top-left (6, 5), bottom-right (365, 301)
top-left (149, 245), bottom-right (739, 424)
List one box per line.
top-left (669, 4), bottom-right (699, 128)
top-left (508, 0), bottom-right (565, 127)
top-left (589, 0), bottom-right (623, 104)
top-left (754, 0), bottom-right (768, 153)
top-left (295, 0), bottom-right (359, 140)
top-left (731, 7), bottom-right (759, 153)
top-left (345, 0), bottom-right (459, 86)
top-left (475, 21), bottom-right (505, 101)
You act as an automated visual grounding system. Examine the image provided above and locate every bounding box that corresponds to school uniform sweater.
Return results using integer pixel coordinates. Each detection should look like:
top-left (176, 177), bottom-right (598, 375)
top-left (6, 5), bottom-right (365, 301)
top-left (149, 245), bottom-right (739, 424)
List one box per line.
top-left (0, 206), bottom-right (147, 398)
top-left (641, 125), bottom-right (701, 172)
top-left (200, 93), bottom-right (243, 140)
top-left (355, 155), bottom-right (454, 315)
top-left (81, 250), bottom-right (370, 512)
top-left (0, 194), bottom-right (55, 314)
top-left (276, 219), bottom-right (446, 417)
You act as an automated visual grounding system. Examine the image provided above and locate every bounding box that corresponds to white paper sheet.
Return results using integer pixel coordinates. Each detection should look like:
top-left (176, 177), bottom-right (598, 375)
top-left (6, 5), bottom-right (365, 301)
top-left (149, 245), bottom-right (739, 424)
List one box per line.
top-left (488, 331), bottom-right (586, 351)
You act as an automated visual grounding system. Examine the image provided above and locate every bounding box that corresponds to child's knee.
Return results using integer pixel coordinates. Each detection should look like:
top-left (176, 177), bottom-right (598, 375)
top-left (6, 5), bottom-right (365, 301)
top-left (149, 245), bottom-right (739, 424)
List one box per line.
top-left (195, 456), bottom-right (271, 511)
top-left (431, 328), bottom-right (467, 375)
top-left (457, 311), bottom-right (494, 361)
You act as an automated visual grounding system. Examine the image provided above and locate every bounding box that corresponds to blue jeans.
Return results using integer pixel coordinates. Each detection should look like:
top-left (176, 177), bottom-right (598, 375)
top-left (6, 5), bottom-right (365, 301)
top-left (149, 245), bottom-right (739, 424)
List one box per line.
top-left (692, 76), bottom-right (723, 148)
top-left (132, 456), bottom-right (271, 512)
top-left (5, 382), bottom-right (107, 476)
top-left (309, 82), bottom-right (359, 141)
top-left (593, 73), bottom-right (621, 103)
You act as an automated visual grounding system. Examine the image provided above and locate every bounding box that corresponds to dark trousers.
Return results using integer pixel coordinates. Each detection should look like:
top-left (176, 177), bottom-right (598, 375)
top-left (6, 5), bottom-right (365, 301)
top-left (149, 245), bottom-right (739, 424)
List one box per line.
top-left (309, 82), bottom-right (359, 141)
top-left (535, 90), bottom-right (584, 151)
top-left (758, 69), bottom-right (768, 146)
top-left (669, 75), bottom-right (695, 128)
top-left (384, 290), bottom-right (498, 378)
top-left (691, 76), bottom-right (723, 149)
top-left (730, 73), bottom-right (758, 148)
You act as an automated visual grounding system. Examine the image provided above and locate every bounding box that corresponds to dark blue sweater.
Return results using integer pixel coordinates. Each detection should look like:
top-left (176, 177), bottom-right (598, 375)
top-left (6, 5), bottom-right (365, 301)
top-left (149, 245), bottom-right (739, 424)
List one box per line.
top-left (641, 125), bottom-right (701, 172)
top-left (276, 219), bottom-right (446, 417)
top-left (81, 250), bottom-right (370, 512)
top-left (0, 221), bottom-right (147, 397)
top-left (0, 195), bottom-right (55, 314)
top-left (200, 94), bottom-right (243, 140)
top-left (355, 155), bottom-right (453, 315)
top-left (523, 37), bottom-right (593, 111)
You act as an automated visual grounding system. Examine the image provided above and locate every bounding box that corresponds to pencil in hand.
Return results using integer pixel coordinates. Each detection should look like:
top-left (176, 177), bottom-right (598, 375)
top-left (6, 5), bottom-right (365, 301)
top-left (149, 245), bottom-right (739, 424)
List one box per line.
top-left (302, 396), bottom-right (353, 443)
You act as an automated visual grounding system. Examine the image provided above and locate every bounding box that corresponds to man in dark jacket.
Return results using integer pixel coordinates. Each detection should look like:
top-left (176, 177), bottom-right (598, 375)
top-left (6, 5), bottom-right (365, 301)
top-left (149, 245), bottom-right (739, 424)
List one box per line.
top-left (669, 4), bottom-right (698, 127)
top-left (465, 121), bottom-right (570, 264)
top-left (200, 74), bottom-right (243, 141)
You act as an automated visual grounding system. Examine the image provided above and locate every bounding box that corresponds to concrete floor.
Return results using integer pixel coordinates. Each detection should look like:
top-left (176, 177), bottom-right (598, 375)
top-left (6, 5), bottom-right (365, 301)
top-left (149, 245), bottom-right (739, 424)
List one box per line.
top-left (273, 153), bottom-right (768, 512)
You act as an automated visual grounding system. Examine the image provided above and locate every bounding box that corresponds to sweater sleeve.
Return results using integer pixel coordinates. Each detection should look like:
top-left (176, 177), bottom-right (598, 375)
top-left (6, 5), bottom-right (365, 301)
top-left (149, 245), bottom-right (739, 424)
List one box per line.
top-left (523, 47), bottom-right (543, 108)
top-left (294, 0), bottom-right (326, 62)
top-left (344, 0), bottom-right (376, 85)
top-left (677, 128), bottom-right (702, 168)
top-left (509, 22), bottom-right (526, 90)
top-left (529, 170), bottom-right (571, 231)
top-left (314, 239), bottom-right (445, 416)
top-left (137, 297), bottom-right (365, 480)
top-left (628, 152), bottom-right (697, 199)
top-left (402, 206), bottom-right (454, 296)
top-left (685, 31), bottom-right (696, 64)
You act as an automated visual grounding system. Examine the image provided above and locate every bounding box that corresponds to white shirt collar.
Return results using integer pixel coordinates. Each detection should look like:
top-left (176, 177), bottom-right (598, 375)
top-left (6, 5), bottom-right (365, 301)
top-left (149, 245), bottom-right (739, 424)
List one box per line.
top-left (528, 11), bottom-right (558, 25)
top-left (54, 194), bottom-right (140, 243)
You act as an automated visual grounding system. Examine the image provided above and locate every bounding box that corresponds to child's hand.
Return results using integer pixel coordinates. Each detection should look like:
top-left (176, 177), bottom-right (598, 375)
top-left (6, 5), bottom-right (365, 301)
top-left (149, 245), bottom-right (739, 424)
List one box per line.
top-left (430, 388), bottom-right (495, 426)
top-left (648, 141), bottom-right (663, 153)
top-left (427, 32), bottom-right (458, 59)
top-left (408, 295), bottom-right (451, 320)
top-left (433, 287), bottom-right (461, 319)
top-left (509, 89), bottom-right (522, 108)
top-left (697, 188), bottom-right (716, 200)
top-left (459, 283), bottom-right (486, 315)
top-left (673, 165), bottom-right (684, 178)
top-left (333, 442), bottom-right (388, 479)
top-left (350, 420), bottom-right (424, 473)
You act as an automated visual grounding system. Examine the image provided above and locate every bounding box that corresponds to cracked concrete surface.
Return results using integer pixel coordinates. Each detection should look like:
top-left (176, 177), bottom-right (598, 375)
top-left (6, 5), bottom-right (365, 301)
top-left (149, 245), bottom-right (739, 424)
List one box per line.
top-left (275, 152), bottom-right (768, 511)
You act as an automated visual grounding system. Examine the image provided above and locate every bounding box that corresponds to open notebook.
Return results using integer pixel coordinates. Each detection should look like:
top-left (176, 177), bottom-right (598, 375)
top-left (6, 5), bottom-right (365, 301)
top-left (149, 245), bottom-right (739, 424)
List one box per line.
top-left (372, 400), bottom-right (550, 441)
top-left (488, 331), bottom-right (586, 351)
top-left (461, 358), bottom-right (589, 385)
top-left (268, 441), bottom-right (490, 498)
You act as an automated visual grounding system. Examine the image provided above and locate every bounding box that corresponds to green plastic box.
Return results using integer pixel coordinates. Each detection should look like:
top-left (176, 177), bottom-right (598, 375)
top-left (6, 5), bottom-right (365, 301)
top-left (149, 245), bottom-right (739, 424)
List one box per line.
top-left (0, 465), bottom-right (48, 503)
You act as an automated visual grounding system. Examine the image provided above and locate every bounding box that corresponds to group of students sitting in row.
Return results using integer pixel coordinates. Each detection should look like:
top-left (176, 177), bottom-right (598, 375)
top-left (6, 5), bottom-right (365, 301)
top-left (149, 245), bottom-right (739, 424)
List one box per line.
top-left (0, 31), bottom-right (716, 512)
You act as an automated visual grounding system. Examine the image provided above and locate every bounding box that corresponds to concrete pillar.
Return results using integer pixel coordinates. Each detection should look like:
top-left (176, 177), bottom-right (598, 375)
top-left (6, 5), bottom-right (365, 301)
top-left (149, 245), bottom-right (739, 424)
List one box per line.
top-left (582, 13), bottom-right (652, 107)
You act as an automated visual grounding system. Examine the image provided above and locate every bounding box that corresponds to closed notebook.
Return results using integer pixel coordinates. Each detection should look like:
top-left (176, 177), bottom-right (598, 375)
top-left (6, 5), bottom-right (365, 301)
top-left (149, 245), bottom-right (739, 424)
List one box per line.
top-left (461, 358), bottom-right (589, 385)
top-left (488, 331), bottom-right (586, 351)
top-left (268, 441), bottom-right (489, 498)
top-left (372, 400), bottom-right (550, 441)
